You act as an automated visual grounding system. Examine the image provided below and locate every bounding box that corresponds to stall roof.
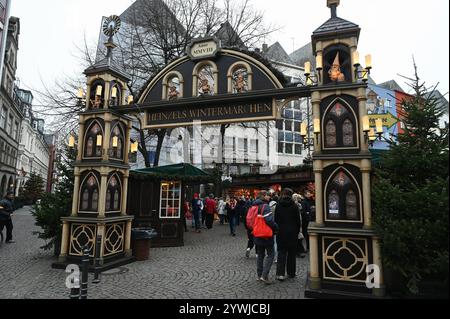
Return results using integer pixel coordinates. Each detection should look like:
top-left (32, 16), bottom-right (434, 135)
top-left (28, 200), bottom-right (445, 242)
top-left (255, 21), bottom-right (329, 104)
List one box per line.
top-left (132, 163), bottom-right (210, 178)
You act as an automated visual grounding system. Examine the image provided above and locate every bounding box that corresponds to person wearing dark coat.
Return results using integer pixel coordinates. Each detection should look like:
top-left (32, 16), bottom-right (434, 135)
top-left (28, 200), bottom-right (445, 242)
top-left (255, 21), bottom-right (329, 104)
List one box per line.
top-left (300, 191), bottom-right (315, 254)
top-left (274, 188), bottom-right (301, 280)
top-left (0, 191), bottom-right (16, 243)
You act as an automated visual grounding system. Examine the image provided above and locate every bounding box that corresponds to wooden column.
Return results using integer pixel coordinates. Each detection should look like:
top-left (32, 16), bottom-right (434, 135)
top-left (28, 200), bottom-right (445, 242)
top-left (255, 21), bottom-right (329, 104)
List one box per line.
top-left (58, 221), bottom-right (70, 262)
top-left (71, 168), bottom-right (81, 216)
top-left (309, 232), bottom-right (321, 289)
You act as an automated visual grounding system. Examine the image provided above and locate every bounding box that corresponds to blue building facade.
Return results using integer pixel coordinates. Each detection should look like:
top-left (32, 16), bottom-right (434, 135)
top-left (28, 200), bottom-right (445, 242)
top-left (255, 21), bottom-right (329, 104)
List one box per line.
top-left (366, 84), bottom-right (399, 150)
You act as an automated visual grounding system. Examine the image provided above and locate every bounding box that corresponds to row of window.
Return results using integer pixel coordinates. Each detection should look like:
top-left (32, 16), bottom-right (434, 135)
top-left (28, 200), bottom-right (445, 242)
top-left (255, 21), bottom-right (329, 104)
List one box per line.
top-left (0, 106), bottom-right (20, 141)
top-left (0, 140), bottom-right (17, 167)
top-left (83, 120), bottom-right (125, 161)
top-left (79, 172), bottom-right (122, 213)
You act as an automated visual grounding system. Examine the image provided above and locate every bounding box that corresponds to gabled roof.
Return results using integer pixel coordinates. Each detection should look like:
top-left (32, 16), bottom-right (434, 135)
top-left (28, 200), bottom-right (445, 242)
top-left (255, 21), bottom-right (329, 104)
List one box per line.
top-left (264, 42), bottom-right (293, 65)
top-left (289, 42), bottom-right (314, 67)
top-left (427, 90), bottom-right (449, 115)
top-left (215, 21), bottom-right (246, 49)
top-left (378, 80), bottom-right (405, 93)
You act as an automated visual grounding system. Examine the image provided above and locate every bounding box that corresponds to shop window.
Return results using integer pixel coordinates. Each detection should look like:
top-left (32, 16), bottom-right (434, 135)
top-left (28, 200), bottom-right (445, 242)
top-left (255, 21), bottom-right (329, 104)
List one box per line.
top-left (160, 181), bottom-right (181, 218)
top-left (79, 173), bottom-right (100, 212)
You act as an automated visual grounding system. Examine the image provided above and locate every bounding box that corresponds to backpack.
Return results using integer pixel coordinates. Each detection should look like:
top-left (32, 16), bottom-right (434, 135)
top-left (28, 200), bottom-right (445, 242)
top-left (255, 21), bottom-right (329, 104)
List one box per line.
top-left (246, 204), bottom-right (266, 230)
top-left (253, 209), bottom-right (273, 239)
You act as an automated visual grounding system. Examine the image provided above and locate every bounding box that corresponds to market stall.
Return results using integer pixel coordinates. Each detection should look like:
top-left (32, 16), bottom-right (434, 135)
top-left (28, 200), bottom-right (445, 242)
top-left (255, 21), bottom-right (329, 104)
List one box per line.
top-left (127, 163), bottom-right (211, 247)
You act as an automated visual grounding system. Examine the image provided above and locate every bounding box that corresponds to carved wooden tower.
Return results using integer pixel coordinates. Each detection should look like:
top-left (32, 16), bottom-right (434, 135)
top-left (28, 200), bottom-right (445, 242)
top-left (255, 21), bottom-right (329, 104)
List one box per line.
top-left (305, 0), bottom-right (385, 297)
top-left (56, 16), bottom-right (134, 268)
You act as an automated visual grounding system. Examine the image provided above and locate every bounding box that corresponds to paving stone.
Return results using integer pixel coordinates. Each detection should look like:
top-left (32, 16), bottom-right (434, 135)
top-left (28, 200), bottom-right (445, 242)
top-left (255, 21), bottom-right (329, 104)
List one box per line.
top-left (0, 207), bottom-right (308, 299)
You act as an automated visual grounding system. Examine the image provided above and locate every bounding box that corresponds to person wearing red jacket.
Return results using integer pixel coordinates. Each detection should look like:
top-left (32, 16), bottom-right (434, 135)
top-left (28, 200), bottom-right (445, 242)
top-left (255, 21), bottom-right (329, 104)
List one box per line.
top-left (204, 194), bottom-right (217, 229)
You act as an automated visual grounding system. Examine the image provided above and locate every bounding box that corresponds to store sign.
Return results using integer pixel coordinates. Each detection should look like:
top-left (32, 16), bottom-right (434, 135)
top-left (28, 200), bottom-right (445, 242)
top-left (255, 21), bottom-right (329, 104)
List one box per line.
top-left (145, 99), bottom-right (275, 129)
top-left (187, 37), bottom-right (221, 60)
top-left (368, 112), bottom-right (398, 129)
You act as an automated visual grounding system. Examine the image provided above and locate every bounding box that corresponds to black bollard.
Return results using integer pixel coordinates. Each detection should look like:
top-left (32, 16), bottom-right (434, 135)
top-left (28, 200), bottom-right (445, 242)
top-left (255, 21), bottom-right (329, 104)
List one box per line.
top-left (92, 235), bottom-right (102, 284)
top-left (80, 246), bottom-right (90, 299)
top-left (70, 285), bottom-right (80, 299)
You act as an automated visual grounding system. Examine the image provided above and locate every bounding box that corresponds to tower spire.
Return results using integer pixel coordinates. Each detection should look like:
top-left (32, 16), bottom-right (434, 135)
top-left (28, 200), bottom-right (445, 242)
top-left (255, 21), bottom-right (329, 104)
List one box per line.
top-left (327, 0), bottom-right (340, 18)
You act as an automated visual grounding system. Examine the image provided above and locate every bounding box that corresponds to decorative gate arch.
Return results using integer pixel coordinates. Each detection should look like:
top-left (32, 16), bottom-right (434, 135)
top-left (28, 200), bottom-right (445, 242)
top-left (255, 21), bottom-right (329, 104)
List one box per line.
top-left (56, 0), bottom-right (384, 298)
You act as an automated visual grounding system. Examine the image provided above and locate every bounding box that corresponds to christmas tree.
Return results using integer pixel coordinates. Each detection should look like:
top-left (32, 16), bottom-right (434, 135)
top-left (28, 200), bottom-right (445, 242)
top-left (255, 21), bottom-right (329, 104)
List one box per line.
top-left (372, 64), bottom-right (449, 296)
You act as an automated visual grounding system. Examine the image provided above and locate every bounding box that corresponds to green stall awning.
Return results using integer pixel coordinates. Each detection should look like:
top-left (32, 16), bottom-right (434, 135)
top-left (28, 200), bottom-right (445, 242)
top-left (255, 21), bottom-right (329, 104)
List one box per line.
top-left (131, 163), bottom-right (211, 183)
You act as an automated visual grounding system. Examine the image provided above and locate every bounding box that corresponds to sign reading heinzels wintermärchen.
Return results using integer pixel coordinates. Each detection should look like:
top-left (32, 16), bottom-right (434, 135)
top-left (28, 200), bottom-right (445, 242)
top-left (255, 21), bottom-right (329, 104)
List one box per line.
top-left (139, 36), bottom-right (289, 129)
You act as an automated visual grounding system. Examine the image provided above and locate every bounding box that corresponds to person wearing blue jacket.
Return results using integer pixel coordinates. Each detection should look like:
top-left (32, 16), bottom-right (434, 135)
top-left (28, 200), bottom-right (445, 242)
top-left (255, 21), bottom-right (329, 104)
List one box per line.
top-left (253, 190), bottom-right (278, 284)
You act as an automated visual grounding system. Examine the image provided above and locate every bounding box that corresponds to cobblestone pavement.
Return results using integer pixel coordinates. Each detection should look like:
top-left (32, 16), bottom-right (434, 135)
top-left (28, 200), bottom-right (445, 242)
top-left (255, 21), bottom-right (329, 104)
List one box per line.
top-left (0, 207), bottom-right (308, 299)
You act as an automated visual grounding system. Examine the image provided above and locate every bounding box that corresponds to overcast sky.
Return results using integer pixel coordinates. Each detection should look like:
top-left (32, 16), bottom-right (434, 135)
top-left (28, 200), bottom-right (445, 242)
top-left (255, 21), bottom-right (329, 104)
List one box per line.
top-left (10, 0), bottom-right (449, 99)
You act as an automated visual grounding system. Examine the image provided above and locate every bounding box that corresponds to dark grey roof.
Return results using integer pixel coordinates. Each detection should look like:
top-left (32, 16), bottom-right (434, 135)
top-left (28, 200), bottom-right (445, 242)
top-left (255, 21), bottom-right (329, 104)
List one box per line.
top-left (427, 90), bottom-right (449, 114)
top-left (215, 22), bottom-right (246, 49)
top-left (378, 80), bottom-right (405, 93)
top-left (84, 55), bottom-right (130, 82)
top-left (289, 42), bottom-right (314, 67)
top-left (313, 16), bottom-right (359, 35)
top-left (264, 42), bottom-right (293, 65)
top-left (311, 10), bottom-right (360, 55)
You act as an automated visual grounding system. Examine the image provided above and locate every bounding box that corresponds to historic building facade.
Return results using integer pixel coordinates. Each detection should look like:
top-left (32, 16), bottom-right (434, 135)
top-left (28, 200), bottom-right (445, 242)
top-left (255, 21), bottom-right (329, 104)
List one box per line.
top-left (0, 16), bottom-right (22, 197)
top-left (14, 88), bottom-right (52, 195)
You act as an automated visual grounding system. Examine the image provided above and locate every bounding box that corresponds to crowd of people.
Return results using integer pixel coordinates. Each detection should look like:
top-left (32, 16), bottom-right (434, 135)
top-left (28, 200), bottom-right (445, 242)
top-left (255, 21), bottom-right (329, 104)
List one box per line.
top-left (184, 188), bottom-right (316, 284)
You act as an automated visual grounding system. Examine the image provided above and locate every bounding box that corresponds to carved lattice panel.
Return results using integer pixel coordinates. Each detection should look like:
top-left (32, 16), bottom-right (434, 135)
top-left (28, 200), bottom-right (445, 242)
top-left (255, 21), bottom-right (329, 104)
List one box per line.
top-left (322, 237), bottom-right (369, 282)
top-left (104, 223), bottom-right (125, 257)
top-left (69, 224), bottom-right (96, 257)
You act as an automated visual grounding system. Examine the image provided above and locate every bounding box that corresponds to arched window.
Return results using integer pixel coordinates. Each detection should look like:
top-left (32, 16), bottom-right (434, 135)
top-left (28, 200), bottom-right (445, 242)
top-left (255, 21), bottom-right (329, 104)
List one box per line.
top-left (325, 169), bottom-right (361, 221)
top-left (193, 61), bottom-right (218, 97)
top-left (79, 172), bottom-right (100, 212)
top-left (325, 120), bottom-right (337, 147)
top-left (227, 62), bottom-right (253, 94)
top-left (105, 173), bottom-right (122, 212)
top-left (109, 82), bottom-right (122, 107)
top-left (343, 119), bottom-right (354, 146)
top-left (197, 65), bottom-right (215, 96)
top-left (84, 120), bottom-right (103, 158)
top-left (162, 71), bottom-right (184, 101)
top-left (110, 122), bottom-right (125, 160)
top-left (322, 100), bottom-right (358, 149)
top-left (89, 80), bottom-right (105, 109)
top-left (346, 190), bottom-right (358, 220)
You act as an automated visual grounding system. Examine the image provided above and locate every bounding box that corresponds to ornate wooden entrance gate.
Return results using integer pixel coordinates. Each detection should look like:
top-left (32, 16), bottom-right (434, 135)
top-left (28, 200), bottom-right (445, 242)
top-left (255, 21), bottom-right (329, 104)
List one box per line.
top-left (56, 0), bottom-right (384, 298)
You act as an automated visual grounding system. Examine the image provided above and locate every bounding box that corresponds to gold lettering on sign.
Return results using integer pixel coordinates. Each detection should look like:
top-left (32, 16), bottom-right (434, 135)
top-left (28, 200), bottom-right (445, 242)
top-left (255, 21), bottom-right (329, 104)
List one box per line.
top-left (191, 41), bottom-right (218, 58)
top-left (147, 102), bottom-right (273, 125)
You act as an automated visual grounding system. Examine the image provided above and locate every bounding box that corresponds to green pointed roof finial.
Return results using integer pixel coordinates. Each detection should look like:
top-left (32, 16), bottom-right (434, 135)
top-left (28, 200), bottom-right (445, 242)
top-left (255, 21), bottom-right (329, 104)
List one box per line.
top-left (327, 0), bottom-right (340, 18)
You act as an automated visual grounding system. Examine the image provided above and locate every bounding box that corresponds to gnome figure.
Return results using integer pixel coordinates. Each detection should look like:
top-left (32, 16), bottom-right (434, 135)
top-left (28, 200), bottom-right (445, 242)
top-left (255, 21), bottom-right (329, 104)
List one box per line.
top-left (328, 52), bottom-right (345, 82)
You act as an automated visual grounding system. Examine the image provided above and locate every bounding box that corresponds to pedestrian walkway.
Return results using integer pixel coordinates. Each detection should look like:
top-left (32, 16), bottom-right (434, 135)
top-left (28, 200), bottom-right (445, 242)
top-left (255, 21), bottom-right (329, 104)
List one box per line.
top-left (0, 207), bottom-right (308, 299)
